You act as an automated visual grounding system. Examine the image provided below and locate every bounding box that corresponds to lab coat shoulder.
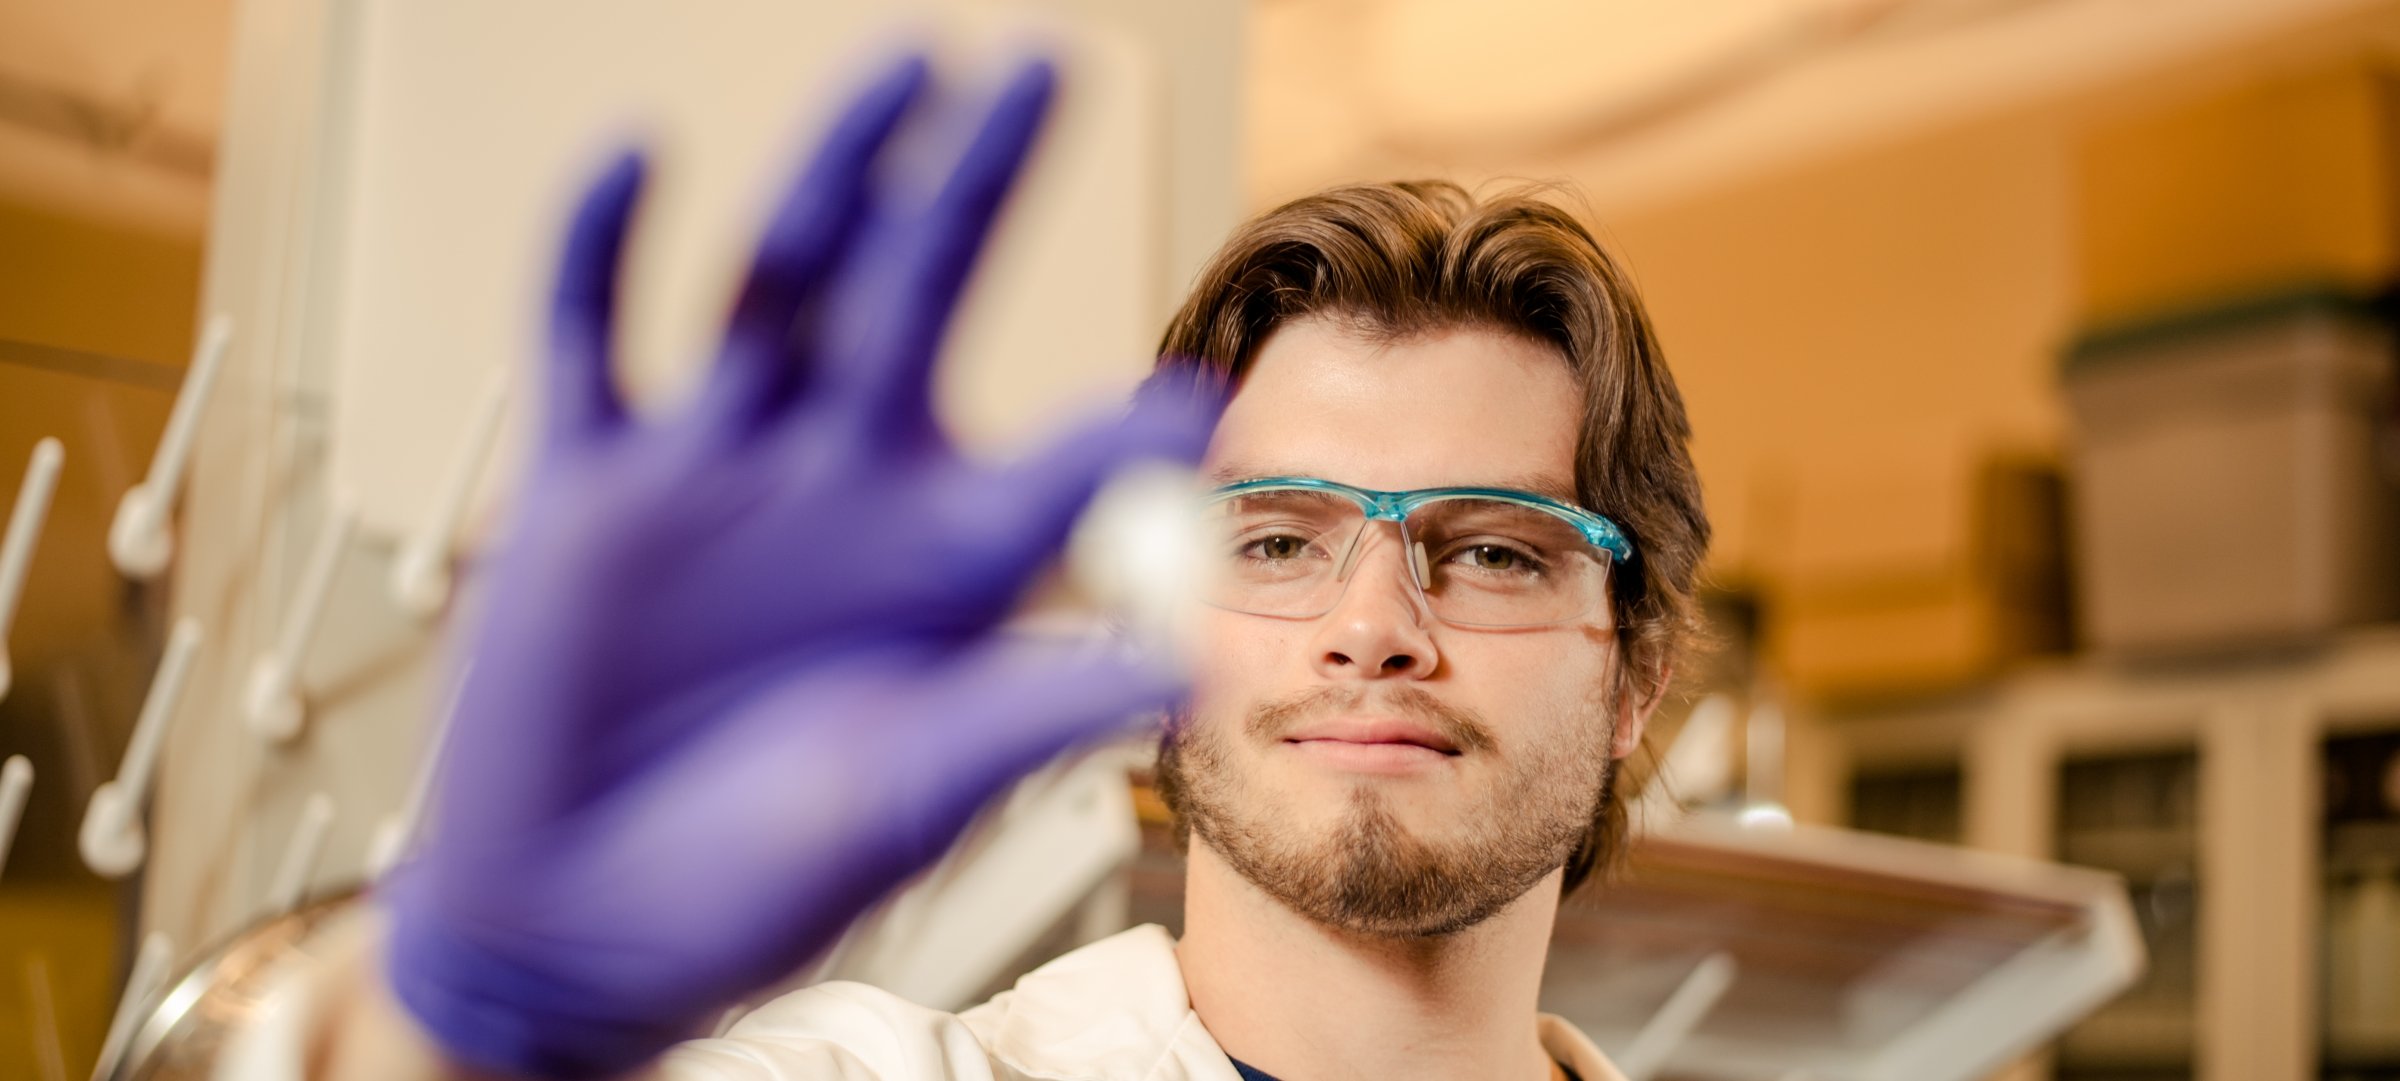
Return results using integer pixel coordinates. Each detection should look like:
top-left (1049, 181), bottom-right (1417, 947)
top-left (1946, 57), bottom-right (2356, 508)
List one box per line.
top-left (655, 925), bottom-right (1243, 1081)
top-left (655, 979), bottom-right (1001, 1080)
top-left (957, 924), bottom-right (1234, 1080)
top-left (656, 923), bottom-right (1628, 1081)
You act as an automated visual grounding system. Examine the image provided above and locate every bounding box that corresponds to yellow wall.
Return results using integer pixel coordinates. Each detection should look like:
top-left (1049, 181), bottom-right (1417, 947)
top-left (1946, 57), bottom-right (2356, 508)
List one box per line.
top-left (0, 199), bottom-right (204, 366)
top-left (1604, 109), bottom-right (2075, 589)
top-left (2080, 59), bottom-right (2398, 326)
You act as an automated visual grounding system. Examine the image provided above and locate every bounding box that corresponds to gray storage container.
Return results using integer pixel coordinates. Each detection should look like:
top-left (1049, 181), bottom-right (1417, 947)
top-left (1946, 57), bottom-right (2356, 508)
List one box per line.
top-left (2063, 288), bottom-right (2400, 655)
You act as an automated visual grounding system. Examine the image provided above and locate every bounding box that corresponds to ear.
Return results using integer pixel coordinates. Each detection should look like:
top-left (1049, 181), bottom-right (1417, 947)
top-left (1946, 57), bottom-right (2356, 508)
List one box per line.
top-left (1609, 662), bottom-right (1674, 760)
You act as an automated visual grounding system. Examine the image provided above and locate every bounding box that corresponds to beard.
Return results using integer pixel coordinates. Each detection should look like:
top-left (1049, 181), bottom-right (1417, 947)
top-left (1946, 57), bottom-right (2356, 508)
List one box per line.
top-left (1157, 681), bottom-right (1616, 939)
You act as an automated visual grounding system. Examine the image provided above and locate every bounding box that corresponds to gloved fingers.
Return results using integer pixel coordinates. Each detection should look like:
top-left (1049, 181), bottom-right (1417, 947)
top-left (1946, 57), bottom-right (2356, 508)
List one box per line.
top-left (885, 637), bottom-right (1182, 842)
top-left (826, 58), bottom-right (1058, 452)
top-left (688, 55), bottom-right (930, 439)
top-left (584, 637), bottom-right (1175, 874)
top-left (968, 364), bottom-right (1225, 577)
top-left (543, 150), bottom-right (647, 451)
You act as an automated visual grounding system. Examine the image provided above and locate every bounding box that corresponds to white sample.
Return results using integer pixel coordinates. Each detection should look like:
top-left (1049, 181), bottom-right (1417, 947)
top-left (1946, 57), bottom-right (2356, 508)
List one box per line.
top-left (1064, 460), bottom-right (1209, 671)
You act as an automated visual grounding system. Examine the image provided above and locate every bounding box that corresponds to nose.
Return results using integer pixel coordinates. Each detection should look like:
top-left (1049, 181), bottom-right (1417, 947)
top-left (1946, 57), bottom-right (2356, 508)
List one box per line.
top-left (1307, 524), bottom-right (1441, 680)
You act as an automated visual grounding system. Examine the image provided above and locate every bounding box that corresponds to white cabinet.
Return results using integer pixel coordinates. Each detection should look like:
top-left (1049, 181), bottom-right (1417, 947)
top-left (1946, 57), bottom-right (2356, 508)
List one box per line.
top-left (1815, 627), bottom-right (2400, 1081)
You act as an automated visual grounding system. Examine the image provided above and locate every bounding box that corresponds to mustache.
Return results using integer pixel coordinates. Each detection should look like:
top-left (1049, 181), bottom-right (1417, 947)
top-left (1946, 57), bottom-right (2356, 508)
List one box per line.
top-left (1246, 684), bottom-right (1497, 754)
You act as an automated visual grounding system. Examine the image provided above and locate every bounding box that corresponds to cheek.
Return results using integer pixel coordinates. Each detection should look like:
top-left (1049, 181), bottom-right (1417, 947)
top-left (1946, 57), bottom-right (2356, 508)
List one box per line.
top-left (1451, 630), bottom-right (1610, 688)
top-left (1190, 611), bottom-right (1296, 717)
top-left (1439, 633), bottom-right (1618, 741)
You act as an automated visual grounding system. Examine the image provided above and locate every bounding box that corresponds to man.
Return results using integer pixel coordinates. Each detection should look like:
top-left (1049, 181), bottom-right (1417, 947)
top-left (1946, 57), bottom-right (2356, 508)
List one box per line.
top-left (288, 52), bottom-right (1706, 1081)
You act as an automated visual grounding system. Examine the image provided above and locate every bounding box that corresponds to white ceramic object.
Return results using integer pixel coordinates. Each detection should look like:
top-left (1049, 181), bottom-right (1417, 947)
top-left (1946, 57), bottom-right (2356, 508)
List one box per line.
top-left (246, 501), bottom-right (359, 742)
top-left (267, 793), bottom-right (337, 912)
top-left (0, 755), bottom-right (31, 881)
top-left (80, 617), bottom-right (203, 878)
top-left (0, 438), bottom-right (63, 703)
top-left (110, 315), bottom-right (233, 579)
top-left (389, 374), bottom-right (508, 619)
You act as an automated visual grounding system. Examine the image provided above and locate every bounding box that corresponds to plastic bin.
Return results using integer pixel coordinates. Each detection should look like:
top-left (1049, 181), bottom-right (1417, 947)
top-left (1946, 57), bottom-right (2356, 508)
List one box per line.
top-left (2062, 288), bottom-right (2400, 655)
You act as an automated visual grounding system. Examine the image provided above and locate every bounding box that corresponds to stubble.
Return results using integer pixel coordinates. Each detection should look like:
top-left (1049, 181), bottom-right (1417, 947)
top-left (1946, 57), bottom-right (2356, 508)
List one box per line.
top-left (1157, 682), bottom-right (1615, 938)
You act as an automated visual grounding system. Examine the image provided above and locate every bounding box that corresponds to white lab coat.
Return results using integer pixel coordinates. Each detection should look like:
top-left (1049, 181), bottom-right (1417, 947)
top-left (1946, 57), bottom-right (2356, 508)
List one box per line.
top-left (656, 924), bottom-right (1631, 1081)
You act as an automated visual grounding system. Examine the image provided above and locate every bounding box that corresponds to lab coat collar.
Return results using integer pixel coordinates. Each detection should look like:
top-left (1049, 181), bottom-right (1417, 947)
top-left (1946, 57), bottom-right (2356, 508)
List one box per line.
top-left (965, 924), bottom-right (1627, 1081)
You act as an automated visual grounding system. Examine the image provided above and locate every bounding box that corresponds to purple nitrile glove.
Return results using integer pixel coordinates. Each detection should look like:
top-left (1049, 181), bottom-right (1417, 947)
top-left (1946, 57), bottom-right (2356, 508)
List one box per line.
top-left (380, 54), bottom-right (1225, 1080)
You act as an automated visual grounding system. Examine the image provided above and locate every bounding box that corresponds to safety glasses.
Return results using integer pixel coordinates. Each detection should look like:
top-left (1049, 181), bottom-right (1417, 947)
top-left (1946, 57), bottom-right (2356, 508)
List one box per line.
top-left (1199, 476), bottom-right (1633, 629)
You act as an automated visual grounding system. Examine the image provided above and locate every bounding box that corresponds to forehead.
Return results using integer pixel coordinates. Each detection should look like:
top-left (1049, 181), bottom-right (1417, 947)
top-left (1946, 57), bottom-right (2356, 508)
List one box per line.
top-left (1204, 318), bottom-right (1583, 499)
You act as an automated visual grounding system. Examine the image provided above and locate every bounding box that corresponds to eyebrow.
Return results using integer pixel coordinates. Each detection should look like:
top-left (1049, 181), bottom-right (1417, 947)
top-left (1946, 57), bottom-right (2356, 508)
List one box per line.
top-left (1205, 463), bottom-right (1583, 507)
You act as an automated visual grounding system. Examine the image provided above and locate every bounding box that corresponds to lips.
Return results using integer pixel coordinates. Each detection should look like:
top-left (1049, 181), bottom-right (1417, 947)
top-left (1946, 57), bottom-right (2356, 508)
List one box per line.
top-left (1282, 716), bottom-right (1463, 755)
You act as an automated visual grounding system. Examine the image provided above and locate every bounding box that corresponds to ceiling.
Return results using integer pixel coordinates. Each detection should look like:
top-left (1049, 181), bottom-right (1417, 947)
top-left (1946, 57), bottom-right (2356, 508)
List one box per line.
top-left (1, 0), bottom-right (2395, 234)
top-left (1250, 0), bottom-right (2400, 212)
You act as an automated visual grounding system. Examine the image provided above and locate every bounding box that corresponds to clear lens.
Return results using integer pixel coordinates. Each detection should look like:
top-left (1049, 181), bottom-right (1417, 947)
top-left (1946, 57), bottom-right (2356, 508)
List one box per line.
top-left (1205, 487), bottom-right (1362, 618)
top-left (1199, 488), bottom-right (1612, 627)
top-left (1409, 496), bottom-right (1609, 626)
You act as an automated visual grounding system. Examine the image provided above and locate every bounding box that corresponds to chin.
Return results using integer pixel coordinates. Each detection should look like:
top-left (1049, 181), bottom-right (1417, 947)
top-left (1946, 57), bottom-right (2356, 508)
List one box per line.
top-left (1276, 776), bottom-right (1464, 839)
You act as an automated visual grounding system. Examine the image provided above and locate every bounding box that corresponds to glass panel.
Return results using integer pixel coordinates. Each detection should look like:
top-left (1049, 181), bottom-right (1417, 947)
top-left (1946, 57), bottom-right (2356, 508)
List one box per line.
top-left (2054, 750), bottom-right (2200, 1081)
top-left (2323, 729), bottom-right (2400, 1081)
top-left (1849, 766), bottom-right (1963, 845)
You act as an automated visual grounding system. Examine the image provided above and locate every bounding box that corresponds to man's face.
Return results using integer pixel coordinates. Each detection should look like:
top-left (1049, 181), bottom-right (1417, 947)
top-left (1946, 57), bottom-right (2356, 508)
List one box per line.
top-left (1162, 316), bottom-right (1630, 938)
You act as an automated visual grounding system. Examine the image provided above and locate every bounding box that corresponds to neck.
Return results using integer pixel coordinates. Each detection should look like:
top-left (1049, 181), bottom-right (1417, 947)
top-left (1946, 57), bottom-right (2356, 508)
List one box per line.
top-left (1175, 839), bottom-right (1563, 1081)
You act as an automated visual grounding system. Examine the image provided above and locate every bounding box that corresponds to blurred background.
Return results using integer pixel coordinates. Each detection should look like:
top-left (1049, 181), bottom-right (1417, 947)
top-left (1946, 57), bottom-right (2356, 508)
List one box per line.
top-left (2, 0), bottom-right (2397, 1079)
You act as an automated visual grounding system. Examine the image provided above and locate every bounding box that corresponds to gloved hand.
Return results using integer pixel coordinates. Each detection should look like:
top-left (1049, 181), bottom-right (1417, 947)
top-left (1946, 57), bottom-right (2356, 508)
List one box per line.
top-left (380, 54), bottom-right (1224, 1080)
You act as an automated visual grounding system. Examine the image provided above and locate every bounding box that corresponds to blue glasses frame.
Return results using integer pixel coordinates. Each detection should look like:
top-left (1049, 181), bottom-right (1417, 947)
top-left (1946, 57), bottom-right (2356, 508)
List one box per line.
top-left (1206, 476), bottom-right (1636, 566)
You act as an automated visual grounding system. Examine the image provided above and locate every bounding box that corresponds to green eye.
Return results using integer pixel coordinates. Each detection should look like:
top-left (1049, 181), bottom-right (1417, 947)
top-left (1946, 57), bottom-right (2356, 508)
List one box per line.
top-left (1441, 541), bottom-right (1546, 577)
top-left (1468, 545), bottom-right (1518, 570)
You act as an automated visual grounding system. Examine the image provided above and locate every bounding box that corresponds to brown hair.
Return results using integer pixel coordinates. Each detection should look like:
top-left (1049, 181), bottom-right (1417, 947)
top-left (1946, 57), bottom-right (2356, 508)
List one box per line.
top-left (1150, 180), bottom-right (1710, 892)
